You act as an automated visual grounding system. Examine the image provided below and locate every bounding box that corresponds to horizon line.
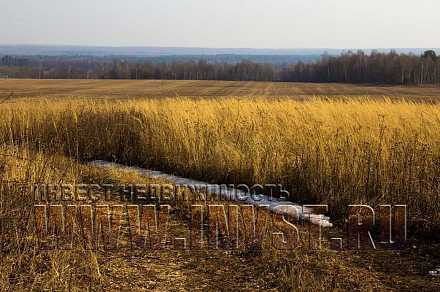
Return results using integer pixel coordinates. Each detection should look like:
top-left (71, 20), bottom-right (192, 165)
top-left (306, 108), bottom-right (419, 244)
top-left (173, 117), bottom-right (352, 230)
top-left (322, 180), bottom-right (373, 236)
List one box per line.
top-left (1, 43), bottom-right (439, 51)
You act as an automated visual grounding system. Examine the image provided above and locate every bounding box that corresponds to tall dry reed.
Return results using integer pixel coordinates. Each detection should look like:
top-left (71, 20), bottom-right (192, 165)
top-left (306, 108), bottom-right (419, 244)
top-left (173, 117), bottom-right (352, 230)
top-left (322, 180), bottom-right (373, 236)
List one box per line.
top-left (1, 97), bottom-right (439, 235)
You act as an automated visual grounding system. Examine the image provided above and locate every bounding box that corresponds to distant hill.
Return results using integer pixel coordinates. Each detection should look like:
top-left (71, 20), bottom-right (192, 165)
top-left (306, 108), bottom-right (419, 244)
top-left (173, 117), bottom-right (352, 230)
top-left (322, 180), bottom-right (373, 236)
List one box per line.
top-left (1, 45), bottom-right (438, 58)
top-left (0, 45), bottom-right (340, 56)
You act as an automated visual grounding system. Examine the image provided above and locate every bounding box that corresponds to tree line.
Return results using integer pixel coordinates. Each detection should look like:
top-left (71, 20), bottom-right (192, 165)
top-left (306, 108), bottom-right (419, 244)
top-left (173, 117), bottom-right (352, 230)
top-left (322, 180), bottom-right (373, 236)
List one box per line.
top-left (281, 50), bottom-right (439, 85)
top-left (1, 50), bottom-right (439, 85)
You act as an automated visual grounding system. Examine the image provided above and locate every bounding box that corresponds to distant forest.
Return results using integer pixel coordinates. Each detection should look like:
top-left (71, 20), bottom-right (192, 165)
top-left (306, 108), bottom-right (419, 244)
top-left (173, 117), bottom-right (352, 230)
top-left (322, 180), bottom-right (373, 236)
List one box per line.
top-left (1, 50), bottom-right (439, 85)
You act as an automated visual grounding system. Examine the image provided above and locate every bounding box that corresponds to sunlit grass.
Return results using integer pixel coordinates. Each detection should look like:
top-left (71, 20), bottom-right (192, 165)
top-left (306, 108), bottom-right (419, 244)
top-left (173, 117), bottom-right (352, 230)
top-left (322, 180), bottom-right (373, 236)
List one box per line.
top-left (1, 96), bottom-right (439, 232)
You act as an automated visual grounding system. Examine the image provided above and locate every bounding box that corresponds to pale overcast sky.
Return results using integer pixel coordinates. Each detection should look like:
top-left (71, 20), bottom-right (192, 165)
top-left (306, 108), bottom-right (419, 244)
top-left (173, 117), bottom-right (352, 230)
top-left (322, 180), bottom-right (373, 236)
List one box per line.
top-left (0, 0), bottom-right (438, 48)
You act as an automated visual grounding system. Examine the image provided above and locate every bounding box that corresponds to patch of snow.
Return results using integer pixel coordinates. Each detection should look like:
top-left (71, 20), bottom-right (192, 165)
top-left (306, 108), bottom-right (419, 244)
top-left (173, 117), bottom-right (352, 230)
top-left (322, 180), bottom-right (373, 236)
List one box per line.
top-left (90, 160), bottom-right (333, 228)
top-left (429, 268), bottom-right (440, 277)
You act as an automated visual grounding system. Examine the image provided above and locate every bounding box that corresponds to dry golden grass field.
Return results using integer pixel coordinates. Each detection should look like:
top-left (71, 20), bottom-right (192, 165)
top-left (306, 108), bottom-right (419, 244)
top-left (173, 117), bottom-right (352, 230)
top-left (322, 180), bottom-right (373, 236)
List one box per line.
top-left (0, 79), bottom-right (440, 290)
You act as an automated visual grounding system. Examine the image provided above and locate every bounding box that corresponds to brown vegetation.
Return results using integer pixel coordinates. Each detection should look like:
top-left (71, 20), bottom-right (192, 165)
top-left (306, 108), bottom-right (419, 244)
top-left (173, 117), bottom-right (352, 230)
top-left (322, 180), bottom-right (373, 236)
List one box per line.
top-left (1, 97), bottom-right (439, 237)
top-left (1, 148), bottom-right (439, 290)
top-left (2, 79), bottom-right (440, 100)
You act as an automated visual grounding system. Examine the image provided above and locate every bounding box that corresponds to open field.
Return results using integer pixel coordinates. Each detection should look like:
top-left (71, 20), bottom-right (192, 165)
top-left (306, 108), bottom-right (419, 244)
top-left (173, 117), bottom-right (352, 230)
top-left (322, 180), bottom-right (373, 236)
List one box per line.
top-left (1, 81), bottom-right (440, 290)
top-left (1, 79), bottom-right (440, 100)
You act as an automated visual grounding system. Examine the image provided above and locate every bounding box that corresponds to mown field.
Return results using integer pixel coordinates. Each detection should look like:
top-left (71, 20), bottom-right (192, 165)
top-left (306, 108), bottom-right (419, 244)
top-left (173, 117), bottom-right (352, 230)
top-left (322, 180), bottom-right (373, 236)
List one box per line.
top-left (0, 79), bottom-right (440, 290)
top-left (2, 79), bottom-right (440, 100)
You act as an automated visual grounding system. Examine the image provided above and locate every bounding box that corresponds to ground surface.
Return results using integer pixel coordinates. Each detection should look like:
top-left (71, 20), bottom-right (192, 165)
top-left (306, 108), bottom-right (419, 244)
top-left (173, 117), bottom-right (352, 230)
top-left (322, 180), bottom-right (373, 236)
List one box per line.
top-left (86, 201), bottom-right (440, 291)
top-left (1, 79), bottom-right (440, 100)
top-left (84, 164), bottom-right (440, 291)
